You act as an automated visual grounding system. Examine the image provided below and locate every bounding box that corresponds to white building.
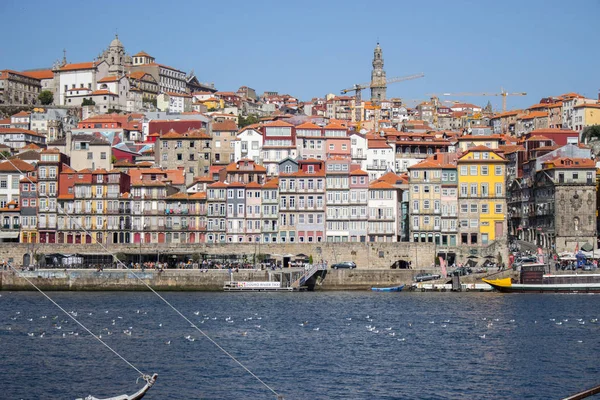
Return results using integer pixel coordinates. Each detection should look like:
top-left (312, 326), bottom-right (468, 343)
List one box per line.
top-left (157, 92), bottom-right (192, 113)
top-left (367, 180), bottom-right (399, 242)
top-left (349, 132), bottom-right (368, 170)
top-left (233, 127), bottom-right (263, 163)
top-left (97, 75), bottom-right (130, 109)
top-left (0, 128), bottom-right (46, 149)
top-left (0, 159), bottom-right (35, 208)
top-left (57, 61), bottom-right (109, 105)
top-left (365, 134), bottom-right (395, 181)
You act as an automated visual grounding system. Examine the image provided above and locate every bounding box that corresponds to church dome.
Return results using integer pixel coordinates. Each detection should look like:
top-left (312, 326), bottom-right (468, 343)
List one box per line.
top-left (110, 34), bottom-right (123, 48)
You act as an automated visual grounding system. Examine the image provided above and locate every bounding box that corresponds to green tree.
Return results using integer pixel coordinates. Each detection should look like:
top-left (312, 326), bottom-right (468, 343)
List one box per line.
top-left (238, 114), bottom-right (260, 128)
top-left (82, 98), bottom-right (95, 106)
top-left (582, 125), bottom-right (600, 143)
top-left (0, 150), bottom-right (11, 159)
top-left (111, 155), bottom-right (117, 164)
top-left (207, 107), bottom-right (218, 112)
top-left (38, 90), bottom-right (53, 105)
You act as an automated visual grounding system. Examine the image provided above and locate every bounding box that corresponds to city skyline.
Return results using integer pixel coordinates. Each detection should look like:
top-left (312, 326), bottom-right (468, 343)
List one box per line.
top-left (1, 1), bottom-right (599, 109)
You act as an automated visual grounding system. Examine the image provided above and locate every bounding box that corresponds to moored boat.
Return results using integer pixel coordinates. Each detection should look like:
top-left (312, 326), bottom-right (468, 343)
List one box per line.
top-left (371, 285), bottom-right (405, 292)
top-left (483, 263), bottom-right (600, 293)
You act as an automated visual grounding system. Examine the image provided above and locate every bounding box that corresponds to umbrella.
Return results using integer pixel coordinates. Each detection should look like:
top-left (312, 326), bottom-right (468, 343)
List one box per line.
top-left (581, 243), bottom-right (594, 252)
top-left (466, 255), bottom-right (479, 259)
top-left (296, 253), bottom-right (309, 259)
top-left (484, 255), bottom-right (495, 259)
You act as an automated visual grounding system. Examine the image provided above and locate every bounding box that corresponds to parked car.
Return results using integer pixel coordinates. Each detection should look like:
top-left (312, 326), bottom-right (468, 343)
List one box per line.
top-left (448, 267), bottom-right (472, 277)
top-left (513, 256), bottom-right (537, 269)
top-left (414, 273), bottom-right (441, 282)
top-left (331, 261), bottom-right (357, 269)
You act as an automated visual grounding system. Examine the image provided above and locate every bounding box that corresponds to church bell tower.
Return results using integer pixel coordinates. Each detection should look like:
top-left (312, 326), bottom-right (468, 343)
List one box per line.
top-left (370, 43), bottom-right (387, 104)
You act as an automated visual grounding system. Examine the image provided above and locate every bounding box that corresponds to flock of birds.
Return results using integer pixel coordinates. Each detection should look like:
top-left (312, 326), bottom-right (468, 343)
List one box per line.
top-left (4, 304), bottom-right (600, 346)
top-left (3, 290), bottom-right (600, 349)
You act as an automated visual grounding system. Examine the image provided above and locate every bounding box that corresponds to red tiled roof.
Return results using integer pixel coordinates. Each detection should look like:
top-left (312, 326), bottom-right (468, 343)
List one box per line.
top-left (0, 127), bottom-right (45, 137)
top-left (542, 157), bottom-right (596, 169)
top-left (60, 62), bottom-right (97, 71)
top-left (212, 120), bottom-right (238, 131)
top-left (98, 76), bottom-right (121, 83)
top-left (0, 159), bottom-right (35, 172)
top-left (92, 89), bottom-right (118, 96)
top-left (263, 120), bottom-right (294, 128)
top-left (295, 122), bottom-right (321, 130)
top-left (21, 69), bottom-right (54, 80)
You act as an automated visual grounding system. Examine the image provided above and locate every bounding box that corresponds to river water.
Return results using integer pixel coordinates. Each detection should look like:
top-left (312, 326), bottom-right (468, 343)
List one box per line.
top-left (1, 291), bottom-right (600, 399)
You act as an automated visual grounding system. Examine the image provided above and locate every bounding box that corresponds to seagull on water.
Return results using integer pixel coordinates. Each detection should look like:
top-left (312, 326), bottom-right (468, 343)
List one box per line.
top-left (479, 334), bottom-right (486, 339)
top-left (165, 341), bottom-right (171, 345)
top-left (313, 327), bottom-right (320, 331)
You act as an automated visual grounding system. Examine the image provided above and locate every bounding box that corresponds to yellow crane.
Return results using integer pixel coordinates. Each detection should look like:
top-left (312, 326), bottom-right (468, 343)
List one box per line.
top-left (430, 88), bottom-right (527, 112)
top-left (341, 73), bottom-right (424, 121)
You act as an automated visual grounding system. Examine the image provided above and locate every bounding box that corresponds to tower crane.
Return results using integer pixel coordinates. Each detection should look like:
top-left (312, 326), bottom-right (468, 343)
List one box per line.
top-left (341, 73), bottom-right (424, 121)
top-left (429, 88), bottom-right (527, 112)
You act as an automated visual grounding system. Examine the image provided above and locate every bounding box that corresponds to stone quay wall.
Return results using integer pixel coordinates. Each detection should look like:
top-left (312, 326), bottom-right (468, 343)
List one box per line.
top-left (0, 241), bottom-right (508, 270)
top-left (1, 268), bottom-right (450, 291)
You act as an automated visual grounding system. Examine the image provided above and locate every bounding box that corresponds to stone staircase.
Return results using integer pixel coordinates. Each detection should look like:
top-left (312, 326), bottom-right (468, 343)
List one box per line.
top-left (291, 263), bottom-right (328, 288)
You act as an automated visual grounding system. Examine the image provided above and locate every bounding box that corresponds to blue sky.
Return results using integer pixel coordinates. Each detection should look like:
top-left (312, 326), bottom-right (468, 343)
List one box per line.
top-left (1, 0), bottom-right (598, 110)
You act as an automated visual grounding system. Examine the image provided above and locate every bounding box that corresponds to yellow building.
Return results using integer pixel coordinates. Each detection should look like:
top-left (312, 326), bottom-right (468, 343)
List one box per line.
top-left (457, 146), bottom-right (508, 246)
top-left (573, 103), bottom-right (600, 131)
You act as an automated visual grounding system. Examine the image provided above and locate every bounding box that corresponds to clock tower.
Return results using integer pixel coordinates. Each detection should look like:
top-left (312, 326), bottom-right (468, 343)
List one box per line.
top-left (370, 43), bottom-right (387, 104)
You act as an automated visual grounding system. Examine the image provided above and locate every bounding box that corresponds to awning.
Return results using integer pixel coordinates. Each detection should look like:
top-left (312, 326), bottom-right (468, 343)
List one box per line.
top-left (0, 232), bottom-right (19, 239)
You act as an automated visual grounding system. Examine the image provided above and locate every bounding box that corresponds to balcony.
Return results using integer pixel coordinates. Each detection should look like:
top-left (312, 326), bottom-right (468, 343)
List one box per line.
top-left (351, 152), bottom-right (367, 160)
top-left (367, 164), bottom-right (388, 171)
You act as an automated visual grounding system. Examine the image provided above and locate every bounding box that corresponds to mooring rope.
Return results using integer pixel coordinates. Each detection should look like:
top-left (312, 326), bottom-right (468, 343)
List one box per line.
top-left (0, 152), bottom-right (283, 399)
top-left (6, 263), bottom-right (147, 378)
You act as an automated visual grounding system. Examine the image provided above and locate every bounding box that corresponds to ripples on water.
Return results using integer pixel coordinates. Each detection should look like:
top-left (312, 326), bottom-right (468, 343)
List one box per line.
top-left (1, 291), bottom-right (600, 399)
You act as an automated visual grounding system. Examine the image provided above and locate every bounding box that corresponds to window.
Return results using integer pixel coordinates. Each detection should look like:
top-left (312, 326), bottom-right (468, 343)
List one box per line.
top-left (495, 183), bottom-right (502, 196)
top-left (495, 204), bottom-right (503, 214)
top-left (177, 154), bottom-right (182, 161)
top-left (413, 186), bottom-right (419, 193)
top-left (461, 204), bottom-right (468, 213)
top-left (495, 166), bottom-right (502, 176)
top-left (460, 184), bottom-right (467, 196)
top-left (423, 200), bottom-right (430, 209)
top-left (481, 204), bottom-right (489, 213)
top-left (481, 166), bottom-right (488, 176)
top-left (470, 204), bottom-right (478, 213)
top-left (87, 152), bottom-right (93, 160)
top-left (470, 166), bottom-right (477, 176)
top-left (424, 185), bottom-right (430, 193)
top-left (481, 183), bottom-right (488, 197)
top-left (460, 166), bottom-right (467, 176)
top-left (0, 175), bottom-right (6, 189)
top-left (470, 219), bottom-right (478, 228)
top-left (101, 152), bottom-right (107, 160)
top-left (470, 184), bottom-right (477, 196)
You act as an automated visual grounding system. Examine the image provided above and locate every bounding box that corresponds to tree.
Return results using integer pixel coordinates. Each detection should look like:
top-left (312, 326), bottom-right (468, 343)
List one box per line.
top-left (38, 90), bottom-right (53, 105)
top-left (582, 125), bottom-right (600, 144)
top-left (238, 114), bottom-right (260, 128)
top-left (0, 150), bottom-right (11, 159)
top-left (82, 98), bottom-right (95, 106)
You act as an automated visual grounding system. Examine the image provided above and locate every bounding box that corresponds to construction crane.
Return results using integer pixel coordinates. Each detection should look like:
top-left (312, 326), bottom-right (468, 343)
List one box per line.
top-left (430, 88), bottom-right (527, 112)
top-left (341, 73), bottom-right (424, 121)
